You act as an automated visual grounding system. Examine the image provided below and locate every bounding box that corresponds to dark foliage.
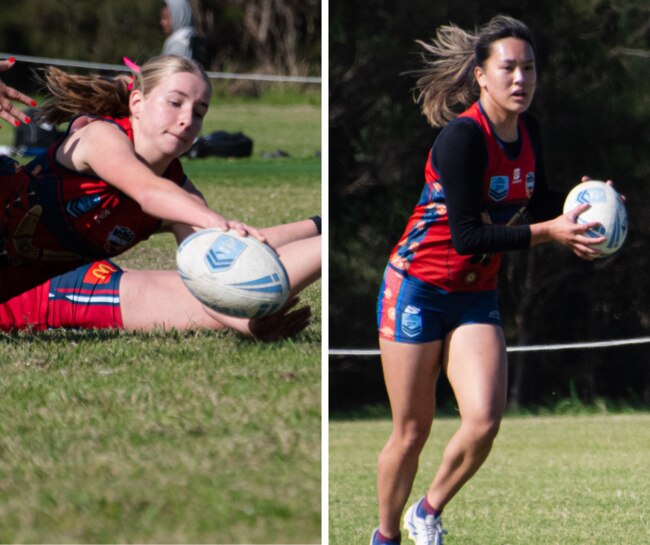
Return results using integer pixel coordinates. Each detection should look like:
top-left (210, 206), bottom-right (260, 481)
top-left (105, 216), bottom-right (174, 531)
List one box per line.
top-left (329, 0), bottom-right (650, 408)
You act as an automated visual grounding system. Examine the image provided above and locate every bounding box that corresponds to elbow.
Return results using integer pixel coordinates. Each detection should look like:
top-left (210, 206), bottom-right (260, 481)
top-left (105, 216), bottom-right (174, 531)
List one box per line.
top-left (133, 186), bottom-right (155, 216)
top-left (451, 232), bottom-right (480, 255)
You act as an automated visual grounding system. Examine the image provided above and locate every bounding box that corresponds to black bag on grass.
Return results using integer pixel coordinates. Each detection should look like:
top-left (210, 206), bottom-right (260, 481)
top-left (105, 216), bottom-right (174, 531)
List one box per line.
top-left (14, 108), bottom-right (64, 156)
top-left (187, 131), bottom-right (253, 159)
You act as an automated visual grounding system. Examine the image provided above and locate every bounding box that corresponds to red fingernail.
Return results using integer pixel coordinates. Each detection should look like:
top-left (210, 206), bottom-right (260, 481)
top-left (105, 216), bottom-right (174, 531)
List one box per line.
top-left (8, 57), bottom-right (15, 63)
top-left (30, 100), bottom-right (37, 107)
top-left (24, 116), bottom-right (31, 124)
top-left (14, 120), bottom-right (20, 127)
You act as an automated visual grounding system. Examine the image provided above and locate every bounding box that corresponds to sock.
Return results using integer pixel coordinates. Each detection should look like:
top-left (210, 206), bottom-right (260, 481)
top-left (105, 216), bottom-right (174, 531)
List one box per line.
top-left (309, 214), bottom-right (321, 234)
top-left (418, 496), bottom-right (442, 518)
top-left (377, 529), bottom-right (401, 544)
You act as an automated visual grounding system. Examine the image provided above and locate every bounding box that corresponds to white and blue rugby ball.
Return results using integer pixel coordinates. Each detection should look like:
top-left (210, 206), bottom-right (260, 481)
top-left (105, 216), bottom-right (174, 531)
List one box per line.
top-left (563, 180), bottom-right (628, 257)
top-left (176, 228), bottom-right (290, 318)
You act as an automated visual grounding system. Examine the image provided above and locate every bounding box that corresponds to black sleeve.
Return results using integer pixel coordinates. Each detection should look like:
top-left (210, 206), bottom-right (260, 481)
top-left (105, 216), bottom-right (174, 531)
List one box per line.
top-left (521, 114), bottom-right (565, 221)
top-left (434, 118), bottom-right (532, 255)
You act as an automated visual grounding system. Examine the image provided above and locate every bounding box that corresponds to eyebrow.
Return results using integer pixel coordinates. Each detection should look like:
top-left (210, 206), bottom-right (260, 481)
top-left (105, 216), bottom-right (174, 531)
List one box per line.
top-left (167, 89), bottom-right (210, 110)
top-left (500, 57), bottom-right (535, 64)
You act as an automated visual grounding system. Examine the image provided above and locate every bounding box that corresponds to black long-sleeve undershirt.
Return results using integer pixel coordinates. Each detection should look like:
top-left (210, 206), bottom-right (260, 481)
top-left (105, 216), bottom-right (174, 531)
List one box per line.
top-left (432, 113), bottom-right (565, 255)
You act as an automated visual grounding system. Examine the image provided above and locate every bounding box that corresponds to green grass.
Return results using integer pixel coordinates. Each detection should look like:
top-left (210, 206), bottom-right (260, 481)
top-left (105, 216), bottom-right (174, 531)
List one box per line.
top-left (0, 97), bottom-right (321, 544)
top-left (0, 94), bottom-right (322, 159)
top-left (329, 414), bottom-right (650, 545)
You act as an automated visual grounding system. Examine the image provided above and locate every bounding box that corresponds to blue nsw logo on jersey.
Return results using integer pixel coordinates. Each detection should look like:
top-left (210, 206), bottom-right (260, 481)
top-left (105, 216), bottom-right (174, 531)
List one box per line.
top-left (205, 234), bottom-right (246, 272)
top-left (65, 194), bottom-right (102, 218)
top-left (488, 176), bottom-right (509, 201)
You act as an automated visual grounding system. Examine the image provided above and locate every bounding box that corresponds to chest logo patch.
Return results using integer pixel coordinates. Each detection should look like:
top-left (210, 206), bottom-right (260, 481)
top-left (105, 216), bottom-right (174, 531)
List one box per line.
top-left (488, 176), bottom-right (509, 202)
top-left (526, 172), bottom-right (535, 198)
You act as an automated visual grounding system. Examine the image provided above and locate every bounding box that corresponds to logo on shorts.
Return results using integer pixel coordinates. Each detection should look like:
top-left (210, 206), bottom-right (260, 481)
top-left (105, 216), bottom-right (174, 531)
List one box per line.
top-left (489, 310), bottom-right (501, 321)
top-left (401, 305), bottom-right (423, 338)
top-left (84, 261), bottom-right (119, 285)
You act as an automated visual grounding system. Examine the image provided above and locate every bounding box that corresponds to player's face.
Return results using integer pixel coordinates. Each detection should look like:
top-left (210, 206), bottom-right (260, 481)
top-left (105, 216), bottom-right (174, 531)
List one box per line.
top-left (475, 37), bottom-right (536, 117)
top-left (133, 71), bottom-right (211, 160)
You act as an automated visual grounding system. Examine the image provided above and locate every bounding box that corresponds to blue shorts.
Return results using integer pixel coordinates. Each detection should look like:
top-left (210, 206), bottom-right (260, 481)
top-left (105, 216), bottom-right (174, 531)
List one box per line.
top-left (377, 265), bottom-right (501, 344)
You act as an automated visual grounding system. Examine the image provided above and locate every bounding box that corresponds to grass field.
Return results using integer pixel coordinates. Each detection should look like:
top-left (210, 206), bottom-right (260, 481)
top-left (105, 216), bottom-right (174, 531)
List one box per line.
top-left (329, 414), bottom-right (650, 545)
top-left (0, 94), bottom-right (322, 544)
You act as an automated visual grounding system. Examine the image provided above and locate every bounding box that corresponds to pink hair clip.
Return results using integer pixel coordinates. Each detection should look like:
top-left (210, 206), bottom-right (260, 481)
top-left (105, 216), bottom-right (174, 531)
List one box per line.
top-left (122, 56), bottom-right (141, 90)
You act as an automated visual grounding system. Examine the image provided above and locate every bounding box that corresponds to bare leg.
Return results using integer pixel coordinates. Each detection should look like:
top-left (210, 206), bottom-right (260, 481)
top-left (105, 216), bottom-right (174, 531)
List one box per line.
top-left (120, 235), bottom-right (321, 334)
top-left (260, 218), bottom-right (320, 249)
top-left (120, 270), bottom-right (220, 331)
top-left (377, 338), bottom-right (443, 538)
top-left (426, 323), bottom-right (508, 511)
top-left (276, 235), bottom-right (321, 295)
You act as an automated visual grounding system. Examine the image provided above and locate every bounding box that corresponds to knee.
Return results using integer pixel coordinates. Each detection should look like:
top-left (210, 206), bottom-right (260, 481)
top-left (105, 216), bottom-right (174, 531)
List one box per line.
top-left (463, 414), bottom-right (502, 446)
top-left (389, 421), bottom-right (431, 457)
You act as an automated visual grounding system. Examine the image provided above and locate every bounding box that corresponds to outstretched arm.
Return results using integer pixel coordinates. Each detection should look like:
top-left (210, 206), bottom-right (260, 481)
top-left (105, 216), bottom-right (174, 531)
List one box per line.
top-left (56, 120), bottom-right (263, 240)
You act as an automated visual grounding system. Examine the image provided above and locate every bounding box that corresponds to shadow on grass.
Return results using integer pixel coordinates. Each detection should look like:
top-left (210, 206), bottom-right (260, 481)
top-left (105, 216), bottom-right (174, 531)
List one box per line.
top-left (0, 325), bottom-right (319, 345)
top-left (0, 327), bottom-right (233, 345)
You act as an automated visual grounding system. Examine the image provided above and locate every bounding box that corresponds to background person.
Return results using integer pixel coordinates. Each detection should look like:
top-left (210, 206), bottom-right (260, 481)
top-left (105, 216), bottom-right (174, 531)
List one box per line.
top-left (160, 0), bottom-right (200, 61)
top-left (372, 16), bottom-right (606, 545)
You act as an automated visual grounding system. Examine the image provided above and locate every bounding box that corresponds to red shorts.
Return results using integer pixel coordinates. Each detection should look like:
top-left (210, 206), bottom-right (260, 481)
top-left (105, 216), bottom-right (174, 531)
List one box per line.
top-left (0, 260), bottom-right (124, 332)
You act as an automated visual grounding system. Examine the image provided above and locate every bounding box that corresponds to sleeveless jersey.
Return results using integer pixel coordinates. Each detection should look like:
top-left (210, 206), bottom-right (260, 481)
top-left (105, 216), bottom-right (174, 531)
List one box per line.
top-left (0, 116), bottom-right (186, 301)
top-left (388, 101), bottom-right (536, 292)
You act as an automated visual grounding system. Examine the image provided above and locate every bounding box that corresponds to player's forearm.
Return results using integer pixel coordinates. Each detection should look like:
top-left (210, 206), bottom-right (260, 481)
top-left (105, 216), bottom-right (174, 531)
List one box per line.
top-left (138, 182), bottom-right (224, 230)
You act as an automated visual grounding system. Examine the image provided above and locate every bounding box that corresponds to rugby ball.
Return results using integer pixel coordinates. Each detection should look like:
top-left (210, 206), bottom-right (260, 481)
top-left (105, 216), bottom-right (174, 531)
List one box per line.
top-left (563, 180), bottom-right (628, 257)
top-left (176, 228), bottom-right (290, 318)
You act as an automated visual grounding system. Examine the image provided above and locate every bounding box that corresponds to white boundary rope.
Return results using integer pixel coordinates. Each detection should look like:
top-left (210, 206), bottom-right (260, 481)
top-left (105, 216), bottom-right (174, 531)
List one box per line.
top-left (329, 336), bottom-right (650, 356)
top-left (1, 53), bottom-right (321, 84)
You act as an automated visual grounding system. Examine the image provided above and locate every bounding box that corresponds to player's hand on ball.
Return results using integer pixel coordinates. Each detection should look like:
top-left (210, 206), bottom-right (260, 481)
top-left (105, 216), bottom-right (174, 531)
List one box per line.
top-left (560, 207), bottom-right (605, 260)
top-left (224, 220), bottom-right (266, 243)
top-left (207, 213), bottom-right (266, 243)
top-left (249, 297), bottom-right (312, 341)
top-left (563, 179), bottom-right (628, 260)
top-left (582, 175), bottom-right (626, 202)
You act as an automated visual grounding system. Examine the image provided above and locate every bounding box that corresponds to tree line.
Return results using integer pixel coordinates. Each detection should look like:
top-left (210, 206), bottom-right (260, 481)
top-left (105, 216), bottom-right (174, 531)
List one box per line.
top-left (0, 0), bottom-right (320, 81)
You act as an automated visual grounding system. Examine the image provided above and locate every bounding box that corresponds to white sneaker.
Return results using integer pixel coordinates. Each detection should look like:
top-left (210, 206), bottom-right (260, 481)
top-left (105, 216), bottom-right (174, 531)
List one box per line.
top-left (403, 497), bottom-right (447, 545)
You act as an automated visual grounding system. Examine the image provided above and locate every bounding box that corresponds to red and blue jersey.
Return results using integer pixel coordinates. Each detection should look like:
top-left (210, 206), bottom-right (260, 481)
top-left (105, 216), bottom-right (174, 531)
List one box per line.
top-left (388, 101), bottom-right (537, 292)
top-left (0, 115), bottom-right (186, 302)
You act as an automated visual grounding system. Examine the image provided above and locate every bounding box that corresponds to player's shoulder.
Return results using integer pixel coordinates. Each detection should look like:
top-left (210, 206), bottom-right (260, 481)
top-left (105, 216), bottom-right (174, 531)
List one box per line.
top-left (518, 110), bottom-right (540, 135)
top-left (519, 110), bottom-right (543, 150)
top-left (434, 115), bottom-right (485, 154)
top-left (67, 115), bottom-right (130, 143)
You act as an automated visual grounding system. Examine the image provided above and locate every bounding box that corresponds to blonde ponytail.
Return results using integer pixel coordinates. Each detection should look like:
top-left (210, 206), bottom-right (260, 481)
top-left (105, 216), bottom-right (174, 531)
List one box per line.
top-left (40, 67), bottom-right (131, 125)
top-left (39, 55), bottom-right (211, 126)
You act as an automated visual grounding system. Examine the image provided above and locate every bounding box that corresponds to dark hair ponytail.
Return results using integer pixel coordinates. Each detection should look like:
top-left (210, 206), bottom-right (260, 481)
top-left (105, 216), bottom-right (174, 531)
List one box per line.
top-left (413, 15), bottom-right (535, 128)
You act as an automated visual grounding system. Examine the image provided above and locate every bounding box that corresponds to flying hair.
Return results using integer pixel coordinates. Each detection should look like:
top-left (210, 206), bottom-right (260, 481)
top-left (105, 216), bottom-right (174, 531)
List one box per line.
top-left (412, 15), bottom-right (535, 128)
top-left (39, 55), bottom-right (211, 126)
